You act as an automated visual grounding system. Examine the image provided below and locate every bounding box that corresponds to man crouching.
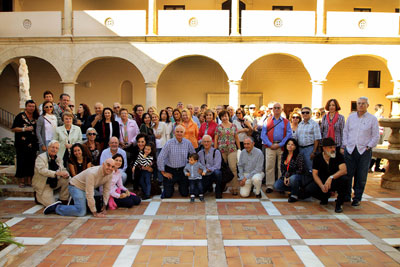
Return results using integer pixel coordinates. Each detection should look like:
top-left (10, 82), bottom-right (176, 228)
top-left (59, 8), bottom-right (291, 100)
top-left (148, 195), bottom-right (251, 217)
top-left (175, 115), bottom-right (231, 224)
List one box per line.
top-left (44, 158), bottom-right (115, 217)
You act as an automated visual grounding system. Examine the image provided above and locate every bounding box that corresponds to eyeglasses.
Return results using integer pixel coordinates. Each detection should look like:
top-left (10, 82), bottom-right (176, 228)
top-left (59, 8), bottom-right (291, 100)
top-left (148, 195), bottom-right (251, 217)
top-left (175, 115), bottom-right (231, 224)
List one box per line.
top-left (249, 107), bottom-right (255, 109)
top-left (113, 106), bottom-right (120, 109)
top-left (236, 113), bottom-right (242, 115)
top-left (69, 105), bottom-right (74, 108)
top-left (292, 116), bottom-right (300, 119)
top-left (87, 133), bottom-right (96, 136)
top-left (44, 105), bottom-right (53, 109)
top-left (302, 111), bottom-right (310, 114)
top-left (273, 107), bottom-right (281, 109)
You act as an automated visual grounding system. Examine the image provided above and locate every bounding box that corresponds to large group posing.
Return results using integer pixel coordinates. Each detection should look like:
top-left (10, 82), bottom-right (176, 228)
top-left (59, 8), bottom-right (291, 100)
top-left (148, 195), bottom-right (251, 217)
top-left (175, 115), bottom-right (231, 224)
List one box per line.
top-left (11, 90), bottom-right (380, 217)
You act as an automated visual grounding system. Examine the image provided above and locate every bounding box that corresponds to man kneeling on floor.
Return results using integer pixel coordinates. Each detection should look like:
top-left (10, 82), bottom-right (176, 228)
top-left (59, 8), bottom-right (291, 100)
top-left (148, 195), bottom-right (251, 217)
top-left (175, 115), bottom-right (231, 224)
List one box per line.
top-left (32, 140), bottom-right (70, 206)
top-left (304, 137), bottom-right (348, 213)
top-left (44, 158), bottom-right (115, 217)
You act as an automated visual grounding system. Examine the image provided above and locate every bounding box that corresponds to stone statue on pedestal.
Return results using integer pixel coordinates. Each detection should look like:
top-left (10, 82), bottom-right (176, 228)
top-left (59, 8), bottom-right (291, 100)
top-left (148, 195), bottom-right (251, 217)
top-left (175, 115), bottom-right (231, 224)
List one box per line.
top-left (19, 58), bottom-right (31, 108)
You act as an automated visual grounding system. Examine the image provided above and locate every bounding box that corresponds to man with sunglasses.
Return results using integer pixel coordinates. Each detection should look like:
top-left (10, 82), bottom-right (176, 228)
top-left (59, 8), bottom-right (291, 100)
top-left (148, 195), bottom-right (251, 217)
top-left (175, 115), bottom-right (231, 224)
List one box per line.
top-left (261, 102), bottom-right (292, 193)
top-left (296, 107), bottom-right (321, 172)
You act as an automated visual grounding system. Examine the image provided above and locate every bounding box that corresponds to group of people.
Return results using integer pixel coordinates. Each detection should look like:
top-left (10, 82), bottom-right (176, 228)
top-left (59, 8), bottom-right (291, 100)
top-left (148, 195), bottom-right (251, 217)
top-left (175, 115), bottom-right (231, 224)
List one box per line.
top-left (12, 90), bottom-right (380, 216)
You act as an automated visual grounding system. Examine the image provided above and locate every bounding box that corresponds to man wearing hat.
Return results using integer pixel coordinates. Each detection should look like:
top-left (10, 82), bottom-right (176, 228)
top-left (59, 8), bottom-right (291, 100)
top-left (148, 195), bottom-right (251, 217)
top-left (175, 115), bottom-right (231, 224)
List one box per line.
top-left (304, 137), bottom-right (348, 213)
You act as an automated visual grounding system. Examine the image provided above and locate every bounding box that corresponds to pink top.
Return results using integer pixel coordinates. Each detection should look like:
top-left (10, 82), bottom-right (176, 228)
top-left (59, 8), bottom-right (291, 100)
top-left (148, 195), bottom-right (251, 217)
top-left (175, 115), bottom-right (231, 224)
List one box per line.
top-left (110, 169), bottom-right (128, 198)
top-left (119, 119), bottom-right (139, 145)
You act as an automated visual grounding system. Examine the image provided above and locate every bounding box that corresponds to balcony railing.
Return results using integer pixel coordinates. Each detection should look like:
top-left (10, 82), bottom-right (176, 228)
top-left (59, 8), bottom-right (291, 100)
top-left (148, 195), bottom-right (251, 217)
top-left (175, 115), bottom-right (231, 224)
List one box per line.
top-left (157, 10), bottom-right (229, 36)
top-left (73, 10), bottom-right (146, 36)
top-left (0, 108), bottom-right (15, 129)
top-left (0, 10), bottom-right (399, 38)
top-left (326, 12), bottom-right (400, 37)
top-left (0, 11), bottom-right (61, 37)
top-left (241, 11), bottom-right (316, 36)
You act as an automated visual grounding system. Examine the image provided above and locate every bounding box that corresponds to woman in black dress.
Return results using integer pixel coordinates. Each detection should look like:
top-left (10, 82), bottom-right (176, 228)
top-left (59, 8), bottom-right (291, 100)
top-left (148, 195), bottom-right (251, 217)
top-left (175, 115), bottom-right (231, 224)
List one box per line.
top-left (95, 107), bottom-right (120, 151)
top-left (11, 100), bottom-right (39, 187)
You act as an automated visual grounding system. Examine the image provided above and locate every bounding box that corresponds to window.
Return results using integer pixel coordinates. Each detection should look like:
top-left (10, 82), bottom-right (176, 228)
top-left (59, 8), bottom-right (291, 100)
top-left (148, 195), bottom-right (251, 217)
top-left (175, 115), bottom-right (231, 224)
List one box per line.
top-left (272, 6), bottom-right (293, 11)
top-left (0, 0), bottom-right (13, 12)
top-left (164, 5), bottom-right (185, 10)
top-left (368, 70), bottom-right (381, 88)
top-left (354, 8), bottom-right (371, 12)
top-left (351, 101), bottom-right (357, 112)
top-left (395, 8), bottom-right (400, 13)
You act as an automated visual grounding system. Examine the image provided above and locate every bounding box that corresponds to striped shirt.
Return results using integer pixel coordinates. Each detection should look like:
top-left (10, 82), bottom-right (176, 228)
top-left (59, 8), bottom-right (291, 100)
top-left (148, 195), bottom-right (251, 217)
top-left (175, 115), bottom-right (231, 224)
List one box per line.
top-left (133, 151), bottom-right (153, 167)
top-left (157, 137), bottom-right (195, 171)
top-left (296, 119), bottom-right (321, 147)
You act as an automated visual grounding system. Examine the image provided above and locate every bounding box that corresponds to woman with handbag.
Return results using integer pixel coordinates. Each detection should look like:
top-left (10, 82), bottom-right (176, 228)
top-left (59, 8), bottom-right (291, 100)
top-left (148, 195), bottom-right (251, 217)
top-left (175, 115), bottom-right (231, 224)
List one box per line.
top-left (273, 138), bottom-right (306, 202)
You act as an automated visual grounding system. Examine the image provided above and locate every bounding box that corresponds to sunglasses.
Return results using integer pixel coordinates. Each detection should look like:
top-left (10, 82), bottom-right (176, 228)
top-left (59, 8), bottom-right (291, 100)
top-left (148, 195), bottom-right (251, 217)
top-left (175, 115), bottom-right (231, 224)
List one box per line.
top-left (249, 107), bottom-right (255, 109)
top-left (292, 116), bottom-right (300, 119)
top-left (302, 111), bottom-right (310, 114)
top-left (87, 133), bottom-right (97, 136)
top-left (44, 105), bottom-right (53, 109)
top-left (273, 107), bottom-right (281, 109)
top-left (69, 105), bottom-right (75, 108)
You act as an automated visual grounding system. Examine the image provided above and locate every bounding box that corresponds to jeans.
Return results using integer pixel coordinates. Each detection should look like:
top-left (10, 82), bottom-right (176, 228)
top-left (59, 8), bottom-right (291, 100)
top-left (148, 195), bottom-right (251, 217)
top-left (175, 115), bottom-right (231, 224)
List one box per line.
top-left (202, 169), bottom-right (223, 196)
top-left (140, 170), bottom-right (152, 197)
top-left (189, 179), bottom-right (204, 196)
top-left (344, 147), bottom-right (372, 202)
top-left (56, 185), bottom-right (87, 217)
top-left (162, 166), bottom-right (189, 198)
top-left (299, 146), bottom-right (314, 172)
top-left (273, 174), bottom-right (303, 198)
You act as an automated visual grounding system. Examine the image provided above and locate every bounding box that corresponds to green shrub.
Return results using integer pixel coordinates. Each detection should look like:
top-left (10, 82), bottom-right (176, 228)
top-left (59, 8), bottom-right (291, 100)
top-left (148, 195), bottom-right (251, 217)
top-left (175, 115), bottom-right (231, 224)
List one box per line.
top-left (0, 222), bottom-right (23, 248)
top-left (0, 138), bottom-right (15, 165)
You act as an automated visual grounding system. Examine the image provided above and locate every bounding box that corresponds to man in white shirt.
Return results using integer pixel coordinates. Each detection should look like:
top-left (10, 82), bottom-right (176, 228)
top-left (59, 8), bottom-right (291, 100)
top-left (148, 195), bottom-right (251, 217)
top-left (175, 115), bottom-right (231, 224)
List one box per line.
top-left (343, 96), bottom-right (380, 206)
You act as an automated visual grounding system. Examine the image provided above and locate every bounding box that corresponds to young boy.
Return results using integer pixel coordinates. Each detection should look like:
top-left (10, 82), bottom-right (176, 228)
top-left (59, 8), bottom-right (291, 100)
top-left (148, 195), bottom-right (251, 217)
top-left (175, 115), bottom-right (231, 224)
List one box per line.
top-left (184, 153), bottom-right (207, 202)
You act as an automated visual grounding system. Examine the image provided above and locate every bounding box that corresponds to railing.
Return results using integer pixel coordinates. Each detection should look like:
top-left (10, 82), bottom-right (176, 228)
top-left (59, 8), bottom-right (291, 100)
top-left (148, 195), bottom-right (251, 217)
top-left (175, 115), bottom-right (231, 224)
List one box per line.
top-left (0, 108), bottom-right (15, 129)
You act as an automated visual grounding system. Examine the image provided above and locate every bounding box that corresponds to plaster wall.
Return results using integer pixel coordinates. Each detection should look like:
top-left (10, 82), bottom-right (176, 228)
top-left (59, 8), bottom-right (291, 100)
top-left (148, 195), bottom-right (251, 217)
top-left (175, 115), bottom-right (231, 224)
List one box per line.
top-left (325, 56), bottom-right (392, 116)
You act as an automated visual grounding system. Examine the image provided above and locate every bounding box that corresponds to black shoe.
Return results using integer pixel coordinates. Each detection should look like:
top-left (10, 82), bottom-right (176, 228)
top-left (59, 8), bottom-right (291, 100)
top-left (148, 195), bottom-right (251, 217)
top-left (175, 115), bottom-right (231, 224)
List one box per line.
top-left (43, 201), bottom-right (61, 215)
top-left (199, 195), bottom-right (204, 202)
top-left (265, 188), bottom-right (273, 194)
top-left (190, 196), bottom-right (195, 203)
top-left (215, 193), bottom-right (222, 199)
top-left (208, 187), bottom-right (213, 193)
top-left (351, 200), bottom-right (360, 206)
top-left (320, 199), bottom-right (328, 205)
top-left (142, 195), bottom-right (150, 200)
top-left (335, 203), bottom-right (343, 213)
top-left (256, 193), bottom-right (262, 198)
top-left (288, 196), bottom-right (298, 203)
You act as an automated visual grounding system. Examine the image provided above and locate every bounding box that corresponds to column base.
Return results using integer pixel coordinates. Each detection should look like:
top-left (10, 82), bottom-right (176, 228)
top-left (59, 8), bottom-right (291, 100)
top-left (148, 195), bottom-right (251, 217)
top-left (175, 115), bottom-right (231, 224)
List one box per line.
top-left (380, 160), bottom-right (400, 189)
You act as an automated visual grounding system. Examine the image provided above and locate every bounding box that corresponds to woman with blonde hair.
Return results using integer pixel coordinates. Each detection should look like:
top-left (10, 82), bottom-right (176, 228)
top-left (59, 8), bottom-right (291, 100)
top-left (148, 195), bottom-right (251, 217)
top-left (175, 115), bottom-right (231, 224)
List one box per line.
top-left (181, 108), bottom-right (199, 149)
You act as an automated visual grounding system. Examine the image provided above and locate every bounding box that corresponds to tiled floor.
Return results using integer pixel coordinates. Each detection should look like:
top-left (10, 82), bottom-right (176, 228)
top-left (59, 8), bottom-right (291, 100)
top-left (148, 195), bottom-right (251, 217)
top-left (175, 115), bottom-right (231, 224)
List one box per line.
top-left (1, 172), bottom-right (400, 266)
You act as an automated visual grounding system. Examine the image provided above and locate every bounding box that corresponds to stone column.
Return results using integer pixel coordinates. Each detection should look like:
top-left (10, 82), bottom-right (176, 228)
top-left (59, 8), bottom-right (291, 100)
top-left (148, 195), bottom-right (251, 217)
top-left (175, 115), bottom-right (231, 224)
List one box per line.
top-left (228, 80), bottom-right (242, 109)
top-left (316, 0), bottom-right (325, 36)
top-left (311, 80), bottom-right (325, 109)
top-left (230, 0), bottom-right (240, 36)
top-left (61, 81), bottom-right (76, 106)
top-left (145, 82), bottom-right (157, 109)
top-left (148, 0), bottom-right (157, 35)
top-left (63, 0), bottom-right (73, 36)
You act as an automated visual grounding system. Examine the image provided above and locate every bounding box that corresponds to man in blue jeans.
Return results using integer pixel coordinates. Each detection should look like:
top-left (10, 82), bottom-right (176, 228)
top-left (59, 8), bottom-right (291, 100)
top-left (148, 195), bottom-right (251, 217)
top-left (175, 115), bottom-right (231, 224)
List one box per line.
top-left (43, 158), bottom-right (115, 217)
top-left (343, 97), bottom-right (380, 206)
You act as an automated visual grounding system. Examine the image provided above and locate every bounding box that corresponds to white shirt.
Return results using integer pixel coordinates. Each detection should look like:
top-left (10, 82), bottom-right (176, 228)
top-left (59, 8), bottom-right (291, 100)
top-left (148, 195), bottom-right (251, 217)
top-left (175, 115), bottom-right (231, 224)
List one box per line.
top-left (343, 112), bottom-right (380, 154)
top-left (44, 114), bottom-right (57, 141)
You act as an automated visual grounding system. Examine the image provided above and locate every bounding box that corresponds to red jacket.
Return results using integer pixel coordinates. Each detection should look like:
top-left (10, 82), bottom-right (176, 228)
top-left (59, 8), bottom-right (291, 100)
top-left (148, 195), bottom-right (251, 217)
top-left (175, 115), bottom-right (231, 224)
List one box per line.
top-left (198, 121), bottom-right (218, 141)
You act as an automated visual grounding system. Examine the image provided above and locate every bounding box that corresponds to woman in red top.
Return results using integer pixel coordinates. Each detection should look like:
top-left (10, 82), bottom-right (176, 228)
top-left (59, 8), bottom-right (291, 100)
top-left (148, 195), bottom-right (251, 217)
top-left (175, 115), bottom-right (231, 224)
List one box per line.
top-left (198, 109), bottom-right (218, 145)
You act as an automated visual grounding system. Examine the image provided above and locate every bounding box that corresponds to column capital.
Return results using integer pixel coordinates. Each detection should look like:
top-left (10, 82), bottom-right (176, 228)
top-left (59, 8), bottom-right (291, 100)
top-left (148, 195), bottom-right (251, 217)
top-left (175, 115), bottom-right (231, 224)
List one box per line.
top-left (310, 79), bottom-right (326, 85)
top-left (228, 79), bottom-right (242, 85)
top-left (145, 82), bottom-right (157, 88)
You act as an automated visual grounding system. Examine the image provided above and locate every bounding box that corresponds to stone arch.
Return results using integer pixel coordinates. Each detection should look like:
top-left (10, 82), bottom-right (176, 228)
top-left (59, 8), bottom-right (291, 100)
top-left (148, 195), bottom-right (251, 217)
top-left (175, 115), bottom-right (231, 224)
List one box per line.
top-left (72, 47), bottom-right (163, 83)
top-left (157, 55), bottom-right (229, 108)
top-left (0, 46), bottom-right (65, 80)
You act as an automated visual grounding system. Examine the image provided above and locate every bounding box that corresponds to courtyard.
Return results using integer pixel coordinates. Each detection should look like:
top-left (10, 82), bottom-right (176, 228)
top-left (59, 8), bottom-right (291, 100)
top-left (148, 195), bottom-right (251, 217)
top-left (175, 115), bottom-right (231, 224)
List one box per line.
top-left (1, 172), bottom-right (400, 266)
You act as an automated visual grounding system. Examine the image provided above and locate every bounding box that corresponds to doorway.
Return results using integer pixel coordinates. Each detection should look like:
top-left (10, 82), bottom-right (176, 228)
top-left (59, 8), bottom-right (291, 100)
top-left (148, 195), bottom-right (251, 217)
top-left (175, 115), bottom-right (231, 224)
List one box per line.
top-left (222, 0), bottom-right (246, 34)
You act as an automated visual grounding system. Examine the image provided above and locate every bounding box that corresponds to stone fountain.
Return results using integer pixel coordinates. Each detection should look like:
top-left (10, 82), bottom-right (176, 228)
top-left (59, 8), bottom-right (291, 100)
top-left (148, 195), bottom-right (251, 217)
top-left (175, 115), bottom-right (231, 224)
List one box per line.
top-left (373, 94), bottom-right (400, 189)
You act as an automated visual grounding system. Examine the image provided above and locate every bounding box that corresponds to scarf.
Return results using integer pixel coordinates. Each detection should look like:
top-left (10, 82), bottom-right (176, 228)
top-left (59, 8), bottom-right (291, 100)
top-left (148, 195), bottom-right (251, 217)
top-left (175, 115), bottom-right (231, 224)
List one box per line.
top-left (327, 112), bottom-right (339, 141)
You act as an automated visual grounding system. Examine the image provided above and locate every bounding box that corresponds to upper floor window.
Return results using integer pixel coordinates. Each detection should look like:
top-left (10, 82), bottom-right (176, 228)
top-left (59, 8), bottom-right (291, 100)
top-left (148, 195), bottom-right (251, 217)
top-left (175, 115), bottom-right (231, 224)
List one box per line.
top-left (395, 8), bottom-right (400, 13)
top-left (368, 70), bottom-right (381, 88)
top-left (354, 8), bottom-right (371, 12)
top-left (272, 6), bottom-right (293, 11)
top-left (0, 0), bottom-right (13, 12)
top-left (164, 5), bottom-right (185, 10)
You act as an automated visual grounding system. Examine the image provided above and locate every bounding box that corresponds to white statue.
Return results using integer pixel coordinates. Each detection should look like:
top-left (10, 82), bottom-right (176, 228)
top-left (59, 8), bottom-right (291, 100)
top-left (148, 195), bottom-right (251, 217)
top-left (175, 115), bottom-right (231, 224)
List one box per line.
top-left (19, 58), bottom-right (31, 105)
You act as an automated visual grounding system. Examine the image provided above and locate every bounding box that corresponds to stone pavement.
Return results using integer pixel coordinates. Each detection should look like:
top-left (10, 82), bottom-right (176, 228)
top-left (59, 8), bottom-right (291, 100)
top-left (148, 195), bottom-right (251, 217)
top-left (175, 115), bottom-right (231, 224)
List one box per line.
top-left (1, 173), bottom-right (400, 266)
